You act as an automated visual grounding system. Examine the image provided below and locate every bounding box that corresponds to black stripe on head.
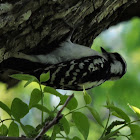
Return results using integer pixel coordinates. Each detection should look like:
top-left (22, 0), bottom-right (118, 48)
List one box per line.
top-left (113, 53), bottom-right (127, 77)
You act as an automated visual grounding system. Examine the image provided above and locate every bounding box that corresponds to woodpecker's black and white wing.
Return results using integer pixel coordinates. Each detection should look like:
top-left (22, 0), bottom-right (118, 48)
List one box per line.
top-left (30, 55), bottom-right (110, 90)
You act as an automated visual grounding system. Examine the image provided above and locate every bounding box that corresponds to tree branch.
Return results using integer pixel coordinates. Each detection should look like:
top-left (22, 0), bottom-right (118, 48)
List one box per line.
top-left (34, 94), bottom-right (74, 140)
top-left (0, 136), bottom-right (33, 140)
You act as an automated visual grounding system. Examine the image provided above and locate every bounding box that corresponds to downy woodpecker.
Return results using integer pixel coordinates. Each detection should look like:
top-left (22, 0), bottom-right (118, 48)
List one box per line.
top-left (0, 31), bottom-right (127, 90)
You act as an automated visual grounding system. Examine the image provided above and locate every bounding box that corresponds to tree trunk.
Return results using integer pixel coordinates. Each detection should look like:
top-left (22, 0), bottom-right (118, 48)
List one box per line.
top-left (0, 0), bottom-right (138, 86)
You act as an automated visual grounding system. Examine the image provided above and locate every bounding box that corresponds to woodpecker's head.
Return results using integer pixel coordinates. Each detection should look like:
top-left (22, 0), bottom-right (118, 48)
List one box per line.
top-left (101, 47), bottom-right (127, 80)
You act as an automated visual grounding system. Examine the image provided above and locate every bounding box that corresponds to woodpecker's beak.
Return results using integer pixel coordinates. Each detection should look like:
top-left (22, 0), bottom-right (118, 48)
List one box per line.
top-left (100, 47), bottom-right (108, 54)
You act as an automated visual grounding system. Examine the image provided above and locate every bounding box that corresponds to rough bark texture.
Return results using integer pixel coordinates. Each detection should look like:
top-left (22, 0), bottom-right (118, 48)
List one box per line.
top-left (0, 0), bottom-right (139, 60)
top-left (0, 0), bottom-right (139, 86)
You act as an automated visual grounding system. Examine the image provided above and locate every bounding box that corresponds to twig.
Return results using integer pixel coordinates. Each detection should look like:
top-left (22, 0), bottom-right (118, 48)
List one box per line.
top-left (0, 118), bottom-right (14, 123)
top-left (99, 109), bottom-right (110, 139)
top-left (34, 94), bottom-right (74, 140)
top-left (0, 136), bottom-right (33, 140)
top-left (39, 83), bottom-right (44, 124)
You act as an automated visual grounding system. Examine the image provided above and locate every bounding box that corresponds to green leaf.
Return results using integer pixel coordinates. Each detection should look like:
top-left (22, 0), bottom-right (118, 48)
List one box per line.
top-left (24, 79), bottom-right (36, 87)
top-left (44, 86), bottom-right (62, 98)
top-left (8, 121), bottom-right (19, 137)
top-left (29, 89), bottom-right (42, 109)
top-left (0, 124), bottom-right (8, 136)
top-left (60, 116), bottom-right (70, 135)
top-left (10, 74), bottom-right (39, 83)
top-left (20, 123), bottom-right (28, 136)
top-left (53, 125), bottom-right (60, 134)
top-left (105, 105), bottom-right (130, 122)
top-left (72, 112), bottom-right (89, 140)
top-left (60, 95), bottom-right (78, 110)
top-left (72, 136), bottom-right (81, 140)
top-left (87, 106), bottom-right (103, 127)
top-left (40, 71), bottom-right (50, 83)
top-left (24, 125), bottom-right (35, 137)
top-left (101, 128), bottom-right (120, 140)
top-left (0, 101), bottom-right (11, 116)
top-left (128, 104), bottom-right (140, 118)
top-left (25, 125), bottom-right (35, 132)
top-left (20, 123), bottom-right (35, 136)
top-left (51, 125), bottom-right (60, 140)
top-left (51, 130), bottom-right (56, 140)
top-left (11, 98), bottom-right (29, 121)
top-left (106, 95), bottom-right (111, 106)
top-left (32, 104), bottom-right (51, 114)
top-left (112, 112), bottom-right (122, 119)
top-left (83, 87), bottom-right (92, 104)
top-left (129, 124), bottom-right (140, 140)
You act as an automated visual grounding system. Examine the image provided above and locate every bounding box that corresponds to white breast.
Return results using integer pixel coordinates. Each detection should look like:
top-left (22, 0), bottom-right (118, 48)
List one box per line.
top-left (12, 41), bottom-right (105, 65)
top-left (36, 41), bottom-right (105, 64)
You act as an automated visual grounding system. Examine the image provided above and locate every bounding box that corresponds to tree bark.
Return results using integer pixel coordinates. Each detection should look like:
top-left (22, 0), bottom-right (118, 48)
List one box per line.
top-left (0, 0), bottom-right (139, 86)
top-left (0, 0), bottom-right (138, 60)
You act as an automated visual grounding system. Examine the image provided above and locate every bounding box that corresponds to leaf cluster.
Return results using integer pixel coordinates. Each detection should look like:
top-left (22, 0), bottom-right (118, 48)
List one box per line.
top-left (0, 73), bottom-right (139, 140)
